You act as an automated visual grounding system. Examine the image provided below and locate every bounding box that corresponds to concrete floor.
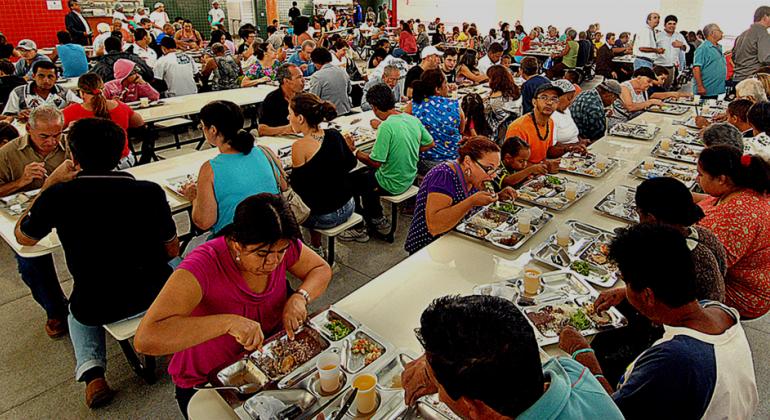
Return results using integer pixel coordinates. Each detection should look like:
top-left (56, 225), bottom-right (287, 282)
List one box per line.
top-left (2, 103), bottom-right (769, 419)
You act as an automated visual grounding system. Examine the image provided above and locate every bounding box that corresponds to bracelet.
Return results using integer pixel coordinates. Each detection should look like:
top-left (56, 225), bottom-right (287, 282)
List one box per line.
top-left (571, 348), bottom-right (595, 359)
top-left (295, 288), bottom-right (310, 304)
top-left (595, 374), bottom-right (605, 380)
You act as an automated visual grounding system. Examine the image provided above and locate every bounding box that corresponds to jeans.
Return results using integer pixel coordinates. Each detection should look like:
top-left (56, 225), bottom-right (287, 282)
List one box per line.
top-left (633, 57), bottom-right (654, 70)
top-left (15, 254), bottom-right (68, 320)
top-left (303, 198), bottom-right (355, 229)
top-left (116, 152), bottom-right (136, 170)
top-left (68, 310), bottom-right (145, 381)
top-left (350, 167), bottom-right (394, 223)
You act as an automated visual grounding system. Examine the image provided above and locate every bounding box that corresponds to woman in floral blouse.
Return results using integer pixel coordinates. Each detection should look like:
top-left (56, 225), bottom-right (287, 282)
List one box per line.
top-left (696, 145), bottom-right (770, 319)
top-left (241, 43), bottom-right (281, 87)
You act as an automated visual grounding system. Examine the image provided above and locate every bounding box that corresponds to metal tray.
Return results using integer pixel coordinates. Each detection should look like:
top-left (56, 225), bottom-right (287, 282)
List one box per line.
top-left (651, 141), bottom-right (703, 164)
top-left (646, 104), bottom-right (689, 115)
top-left (375, 352), bottom-right (415, 392)
top-left (341, 329), bottom-right (388, 374)
top-left (629, 159), bottom-right (698, 188)
top-left (676, 117), bottom-right (700, 129)
top-left (609, 122), bottom-right (660, 140)
top-left (594, 186), bottom-right (639, 224)
top-left (216, 358), bottom-right (270, 395)
top-left (163, 173), bottom-right (196, 197)
top-left (473, 271), bottom-right (593, 309)
top-left (665, 97), bottom-right (700, 106)
top-left (456, 205), bottom-right (553, 251)
top-left (242, 389), bottom-right (317, 420)
top-left (127, 99), bottom-right (165, 109)
top-left (394, 394), bottom-right (463, 420)
top-left (530, 221), bottom-right (619, 288)
top-left (309, 308), bottom-right (361, 342)
top-left (671, 129), bottom-right (703, 146)
top-left (249, 326), bottom-right (330, 383)
top-left (0, 189), bottom-right (37, 217)
top-left (558, 153), bottom-right (618, 178)
top-left (521, 297), bottom-right (627, 346)
top-left (516, 175), bottom-right (594, 211)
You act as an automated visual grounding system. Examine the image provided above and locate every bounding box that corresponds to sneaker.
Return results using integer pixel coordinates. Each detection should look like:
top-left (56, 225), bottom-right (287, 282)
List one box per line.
top-left (45, 317), bottom-right (68, 339)
top-left (308, 243), bottom-right (326, 259)
top-left (370, 217), bottom-right (392, 236)
top-left (85, 378), bottom-right (115, 408)
top-left (338, 227), bottom-right (370, 242)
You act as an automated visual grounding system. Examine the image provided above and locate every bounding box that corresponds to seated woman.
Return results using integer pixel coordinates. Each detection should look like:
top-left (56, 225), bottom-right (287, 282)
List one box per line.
top-left (103, 59), bottom-right (161, 102)
top-left (289, 93), bottom-right (360, 250)
top-left (484, 64), bottom-right (521, 140)
top-left (404, 136), bottom-right (516, 254)
top-left (242, 42), bottom-right (281, 87)
top-left (407, 69), bottom-right (466, 174)
top-left (456, 50), bottom-right (488, 84)
top-left (63, 73), bottom-right (143, 169)
top-left (695, 145), bottom-right (770, 319)
top-left (495, 136), bottom-right (547, 189)
top-left (395, 22), bottom-right (418, 58)
top-left (607, 67), bottom-right (665, 128)
top-left (174, 20), bottom-right (204, 50)
top-left (182, 101), bottom-right (282, 235)
top-left (460, 93), bottom-right (492, 138)
top-left (513, 28), bottom-right (536, 63)
top-left (134, 194), bottom-right (332, 417)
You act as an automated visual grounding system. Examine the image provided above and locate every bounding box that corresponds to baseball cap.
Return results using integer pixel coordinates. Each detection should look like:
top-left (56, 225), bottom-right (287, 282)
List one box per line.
top-left (97, 22), bottom-right (111, 34)
top-left (154, 2), bottom-right (164, 8)
top-left (17, 39), bottom-right (37, 51)
top-left (599, 79), bottom-right (622, 96)
top-left (420, 45), bottom-right (444, 59)
top-left (552, 79), bottom-right (576, 94)
top-left (534, 82), bottom-right (564, 97)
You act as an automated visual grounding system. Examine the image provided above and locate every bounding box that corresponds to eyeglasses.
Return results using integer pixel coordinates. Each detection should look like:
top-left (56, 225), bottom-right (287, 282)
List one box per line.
top-left (473, 158), bottom-right (499, 175)
top-left (536, 95), bottom-right (559, 103)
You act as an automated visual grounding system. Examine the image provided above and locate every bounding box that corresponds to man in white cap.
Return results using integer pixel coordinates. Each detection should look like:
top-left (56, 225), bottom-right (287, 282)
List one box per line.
top-left (92, 22), bottom-right (113, 56)
top-left (209, 1), bottom-right (226, 30)
top-left (14, 40), bottom-right (52, 79)
top-left (133, 6), bottom-right (148, 25)
top-left (550, 78), bottom-right (586, 148)
top-left (112, 3), bottom-right (130, 31)
top-left (150, 2), bottom-right (170, 37)
top-left (405, 45), bottom-right (442, 97)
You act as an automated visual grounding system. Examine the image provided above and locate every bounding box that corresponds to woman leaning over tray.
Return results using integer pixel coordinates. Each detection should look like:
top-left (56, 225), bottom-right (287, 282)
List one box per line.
top-left (404, 136), bottom-right (517, 254)
top-left (134, 194), bottom-right (332, 417)
top-left (695, 145), bottom-right (770, 320)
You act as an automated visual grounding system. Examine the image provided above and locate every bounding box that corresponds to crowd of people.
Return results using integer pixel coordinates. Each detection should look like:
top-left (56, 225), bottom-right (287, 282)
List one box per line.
top-left (0, 1), bottom-right (769, 418)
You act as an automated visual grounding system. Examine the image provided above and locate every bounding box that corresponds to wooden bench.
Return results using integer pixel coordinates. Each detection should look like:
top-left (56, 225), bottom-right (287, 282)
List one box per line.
top-left (315, 213), bottom-right (363, 265)
top-left (380, 185), bottom-right (419, 243)
top-left (103, 316), bottom-right (156, 384)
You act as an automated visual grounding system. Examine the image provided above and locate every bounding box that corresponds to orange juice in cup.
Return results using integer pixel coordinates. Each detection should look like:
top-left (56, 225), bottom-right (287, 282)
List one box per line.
top-left (353, 373), bottom-right (378, 414)
top-left (316, 353), bottom-right (341, 393)
top-left (523, 266), bottom-right (542, 295)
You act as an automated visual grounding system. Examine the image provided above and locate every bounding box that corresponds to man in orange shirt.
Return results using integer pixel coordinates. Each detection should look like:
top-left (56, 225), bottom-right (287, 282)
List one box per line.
top-left (506, 83), bottom-right (585, 168)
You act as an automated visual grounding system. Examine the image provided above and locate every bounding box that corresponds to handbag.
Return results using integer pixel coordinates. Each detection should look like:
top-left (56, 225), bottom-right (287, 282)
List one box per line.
top-left (257, 145), bottom-right (311, 224)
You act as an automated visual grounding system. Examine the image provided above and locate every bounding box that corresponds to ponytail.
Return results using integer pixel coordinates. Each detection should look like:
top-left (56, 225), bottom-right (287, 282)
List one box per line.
top-left (412, 69), bottom-right (446, 104)
top-left (77, 72), bottom-right (109, 119)
top-left (290, 93), bottom-right (337, 128)
top-left (698, 145), bottom-right (770, 195)
top-left (199, 100), bottom-right (253, 155)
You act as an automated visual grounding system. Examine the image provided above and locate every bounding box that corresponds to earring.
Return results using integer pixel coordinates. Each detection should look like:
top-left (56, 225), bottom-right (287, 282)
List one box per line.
top-left (236, 253), bottom-right (241, 262)
top-left (465, 169), bottom-right (471, 176)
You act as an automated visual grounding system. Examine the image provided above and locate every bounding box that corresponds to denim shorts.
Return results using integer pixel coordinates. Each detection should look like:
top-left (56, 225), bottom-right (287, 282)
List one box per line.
top-left (304, 198), bottom-right (355, 229)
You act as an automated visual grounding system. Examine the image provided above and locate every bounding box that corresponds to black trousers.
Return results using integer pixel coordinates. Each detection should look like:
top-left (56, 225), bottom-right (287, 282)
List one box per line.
top-left (175, 386), bottom-right (200, 419)
top-left (350, 166), bottom-right (391, 223)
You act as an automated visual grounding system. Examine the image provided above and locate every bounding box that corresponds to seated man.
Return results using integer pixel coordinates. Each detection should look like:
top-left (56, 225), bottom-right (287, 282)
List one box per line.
top-left (258, 63), bottom-right (305, 136)
top-left (125, 28), bottom-right (159, 69)
top-left (287, 40), bottom-right (317, 77)
top-left (701, 122), bottom-right (744, 151)
top-left (595, 32), bottom-right (632, 81)
top-left (92, 36), bottom-right (154, 83)
top-left (0, 59), bottom-right (26, 109)
top-left (309, 47), bottom-right (352, 115)
top-left (477, 42), bottom-right (503, 75)
top-left (0, 106), bottom-right (69, 338)
top-left (346, 84), bottom-right (433, 236)
top-left (569, 79), bottom-right (622, 141)
top-left (15, 118), bottom-right (179, 408)
top-left (154, 37), bottom-right (199, 97)
top-left (520, 56), bottom-right (550, 115)
top-left (361, 64), bottom-right (403, 112)
top-left (559, 223), bottom-right (758, 420)
top-left (440, 48), bottom-right (458, 83)
top-left (3, 61), bottom-right (81, 120)
top-left (14, 40), bottom-right (52, 79)
top-left (55, 31), bottom-right (88, 78)
top-left (402, 294), bottom-right (624, 419)
top-left (647, 65), bottom-right (690, 100)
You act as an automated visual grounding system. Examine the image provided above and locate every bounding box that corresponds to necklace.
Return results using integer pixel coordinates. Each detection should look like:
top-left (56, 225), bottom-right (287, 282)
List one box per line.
top-left (309, 129), bottom-right (324, 142)
top-left (529, 112), bottom-right (550, 142)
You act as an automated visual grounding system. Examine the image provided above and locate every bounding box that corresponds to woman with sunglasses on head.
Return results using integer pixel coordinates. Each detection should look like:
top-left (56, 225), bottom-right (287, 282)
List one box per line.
top-left (63, 72), bottom-right (143, 169)
top-left (134, 193), bottom-right (331, 417)
top-left (405, 136), bottom-right (517, 254)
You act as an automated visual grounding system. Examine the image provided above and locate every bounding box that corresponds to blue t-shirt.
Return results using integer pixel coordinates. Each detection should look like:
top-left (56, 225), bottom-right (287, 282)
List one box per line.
top-left (693, 41), bottom-right (727, 97)
top-left (518, 358), bottom-right (624, 420)
top-left (522, 75), bottom-right (550, 115)
top-left (287, 52), bottom-right (316, 76)
top-left (57, 44), bottom-right (89, 78)
top-left (413, 95), bottom-right (461, 162)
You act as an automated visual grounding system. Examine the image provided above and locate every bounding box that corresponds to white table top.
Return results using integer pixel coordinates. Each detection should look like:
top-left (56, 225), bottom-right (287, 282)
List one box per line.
top-left (135, 85), bottom-right (277, 123)
top-left (56, 77), bottom-right (79, 91)
top-left (188, 109), bottom-right (697, 419)
top-left (613, 55), bottom-right (635, 64)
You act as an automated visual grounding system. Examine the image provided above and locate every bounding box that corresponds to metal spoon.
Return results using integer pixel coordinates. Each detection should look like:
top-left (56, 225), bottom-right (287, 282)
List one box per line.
top-left (193, 383), bottom-right (262, 394)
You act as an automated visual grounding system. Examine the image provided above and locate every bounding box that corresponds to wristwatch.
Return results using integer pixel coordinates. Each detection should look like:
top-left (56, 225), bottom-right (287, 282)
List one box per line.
top-left (295, 288), bottom-right (310, 304)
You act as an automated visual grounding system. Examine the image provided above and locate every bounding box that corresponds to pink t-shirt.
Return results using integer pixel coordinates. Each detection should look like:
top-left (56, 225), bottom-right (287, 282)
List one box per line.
top-left (168, 236), bottom-right (302, 388)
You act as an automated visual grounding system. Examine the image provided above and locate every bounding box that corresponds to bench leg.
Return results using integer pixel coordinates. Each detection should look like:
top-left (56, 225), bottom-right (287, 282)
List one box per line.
top-left (385, 203), bottom-right (398, 243)
top-left (326, 237), bottom-right (335, 265)
top-left (118, 339), bottom-right (157, 384)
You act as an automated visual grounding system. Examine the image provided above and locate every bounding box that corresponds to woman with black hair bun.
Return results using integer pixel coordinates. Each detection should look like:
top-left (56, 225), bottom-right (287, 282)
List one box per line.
top-left (695, 145), bottom-right (770, 319)
top-left (182, 100), bottom-right (283, 236)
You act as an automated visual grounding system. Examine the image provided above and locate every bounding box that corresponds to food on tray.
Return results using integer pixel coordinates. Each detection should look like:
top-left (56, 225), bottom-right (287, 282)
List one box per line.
top-left (460, 223), bottom-right (490, 238)
top-left (518, 175), bottom-right (589, 210)
top-left (571, 260), bottom-right (591, 276)
top-left (495, 234), bottom-right (521, 247)
top-left (526, 303), bottom-right (594, 336)
top-left (390, 375), bottom-right (403, 389)
top-left (583, 302), bottom-right (613, 326)
top-left (586, 243), bottom-right (610, 265)
top-left (253, 334), bottom-right (321, 378)
top-left (609, 123), bottom-right (657, 139)
top-left (647, 104), bottom-right (688, 114)
top-left (490, 201), bottom-right (517, 214)
top-left (545, 175), bottom-right (562, 186)
top-left (568, 308), bottom-right (592, 330)
top-left (468, 209), bottom-right (509, 229)
top-left (324, 319), bottom-right (353, 341)
top-left (653, 142), bottom-right (703, 163)
top-left (351, 338), bottom-right (383, 366)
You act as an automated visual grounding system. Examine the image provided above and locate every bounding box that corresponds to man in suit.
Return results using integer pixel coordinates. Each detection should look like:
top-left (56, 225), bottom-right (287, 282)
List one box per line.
top-left (65, 0), bottom-right (93, 46)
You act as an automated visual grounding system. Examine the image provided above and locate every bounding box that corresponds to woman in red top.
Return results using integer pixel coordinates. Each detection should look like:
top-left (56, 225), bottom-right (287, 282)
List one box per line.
top-left (514, 29), bottom-right (536, 62)
top-left (63, 73), bottom-right (144, 169)
top-left (398, 22), bottom-right (418, 55)
top-left (696, 145), bottom-right (770, 319)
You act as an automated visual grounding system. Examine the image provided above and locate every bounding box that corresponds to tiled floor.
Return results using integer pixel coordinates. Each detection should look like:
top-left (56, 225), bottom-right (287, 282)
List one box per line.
top-left (2, 84), bottom-right (769, 419)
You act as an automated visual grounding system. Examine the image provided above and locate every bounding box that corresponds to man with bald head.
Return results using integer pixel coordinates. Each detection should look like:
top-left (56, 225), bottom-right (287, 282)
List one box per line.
top-left (634, 12), bottom-right (665, 70)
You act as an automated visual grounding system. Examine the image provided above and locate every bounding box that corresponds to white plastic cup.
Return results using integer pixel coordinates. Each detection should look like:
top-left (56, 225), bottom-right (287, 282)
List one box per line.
top-left (556, 224), bottom-right (572, 247)
top-left (523, 265), bottom-right (542, 295)
top-left (677, 126), bottom-right (687, 137)
top-left (702, 104), bottom-right (711, 115)
top-left (694, 94), bottom-right (701, 103)
top-left (353, 373), bottom-right (378, 414)
top-left (316, 352), bottom-right (342, 393)
top-left (643, 158), bottom-right (655, 170)
top-left (565, 183), bottom-right (578, 201)
top-left (614, 185), bottom-right (628, 203)
top-left (518, 212), bottom-right (531, 234)
top-left (661, 138), bottom-right (671, 151)
top-left (596, 155), bottom-right (608, 170)
top-left (140, 97), bottom-right (150, 108)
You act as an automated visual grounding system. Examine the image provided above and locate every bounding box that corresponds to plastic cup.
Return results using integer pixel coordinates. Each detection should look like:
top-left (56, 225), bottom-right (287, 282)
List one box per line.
top-left (596, 155), bottom-right (608, 170)
top-left (565, 183), bottom-right (578, 201)
top-left (661, 138), bottom-right (671, 151)
top-left (523, 266), bottom-right (542, 295)
top-left (693, 94), bottom-right (701, 103)
top-left (614, 185), bottom-right (628, 203)
top-left (140, 97), bottom-right (150, 108)
top-left (702, 105), bottom-right (711, 115)
top-left (556, 224), bottom-right (572, 247)
top-left (316, 352), bottom-right (342, 393)
top-left (518, 212), bottom-right (531, 234)
top-left (353, 373), bottom-right (378, 414)
top-left (643, 158), bottom-right (655, 170)
top-left (677, 127), bottom-right (687, 137)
